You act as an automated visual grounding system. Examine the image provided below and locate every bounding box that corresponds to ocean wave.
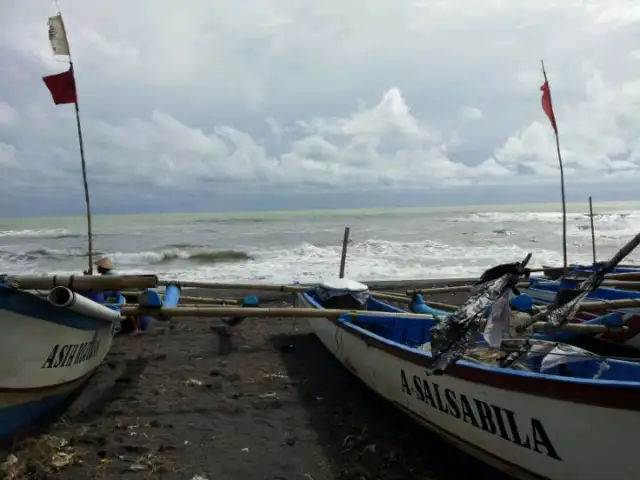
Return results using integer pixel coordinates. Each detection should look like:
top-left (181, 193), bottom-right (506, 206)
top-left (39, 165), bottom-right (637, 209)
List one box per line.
top-left (108, 249), bottom-right (253, 265)
top-left (193, 218), bottom-right (266, 225)
top-left (0, 247), bottom-right (253, 266)
top-left (0, 228), bottom-right (83, 239)
top-left (449, 211), bottom-right (640, 225)
top-left (3, 234), bottom-right (639, 284)
top-left (0, 248), bottom-right (102, 262)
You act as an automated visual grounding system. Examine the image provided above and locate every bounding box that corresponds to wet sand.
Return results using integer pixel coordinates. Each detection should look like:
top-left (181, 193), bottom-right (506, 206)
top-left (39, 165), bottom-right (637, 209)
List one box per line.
top-left (2, 286), bottom-right (511, 480)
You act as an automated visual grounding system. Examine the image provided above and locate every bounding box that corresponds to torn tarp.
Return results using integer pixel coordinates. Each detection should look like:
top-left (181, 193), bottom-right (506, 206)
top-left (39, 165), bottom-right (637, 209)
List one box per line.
top-left (426, 262), bottom-right (525, 375)
top-left (544, 269), bottom-right (606, 327)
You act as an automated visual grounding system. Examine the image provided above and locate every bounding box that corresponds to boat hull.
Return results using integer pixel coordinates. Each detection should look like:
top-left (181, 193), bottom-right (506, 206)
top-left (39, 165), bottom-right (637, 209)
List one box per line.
top-left (0, 286), bottom-right (116, 437)
top-left (295, 292), bottom-right (640, 480)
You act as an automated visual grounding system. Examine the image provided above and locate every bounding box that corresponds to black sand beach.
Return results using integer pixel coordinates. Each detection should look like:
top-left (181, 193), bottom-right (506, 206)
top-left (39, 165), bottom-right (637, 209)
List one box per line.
top-left (2, 286), bottom-right (511, 480)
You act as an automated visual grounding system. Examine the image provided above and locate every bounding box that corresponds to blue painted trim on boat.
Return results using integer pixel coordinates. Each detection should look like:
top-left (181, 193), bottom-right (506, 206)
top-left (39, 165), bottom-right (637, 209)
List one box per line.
top-left (0, 285), bottom-right (111, 331)
top-left (302, 290), bottom-right (640, 389)
top-left (0, 388), bottom-right (76, 438)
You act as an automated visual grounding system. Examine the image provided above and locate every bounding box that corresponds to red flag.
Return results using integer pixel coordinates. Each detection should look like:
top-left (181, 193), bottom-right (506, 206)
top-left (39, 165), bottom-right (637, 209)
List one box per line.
top-left (42, 68), bottom-right (77, 105)
top-left (540, 79), bottom-right (557, 133)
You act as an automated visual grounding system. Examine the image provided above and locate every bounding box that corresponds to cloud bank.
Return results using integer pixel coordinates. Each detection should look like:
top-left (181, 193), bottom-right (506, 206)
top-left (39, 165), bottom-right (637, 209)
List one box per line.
top-left (0, 0), bottom-right (639, 215)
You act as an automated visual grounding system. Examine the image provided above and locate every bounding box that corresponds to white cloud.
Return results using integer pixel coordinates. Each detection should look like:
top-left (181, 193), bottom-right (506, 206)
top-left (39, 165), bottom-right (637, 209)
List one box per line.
top-left (0, 102), bottom-right (18, 126)
top-left (460, 107), bottom-right (483, 122)
top-left (0, 0), bottom-right (639, 211)
top-left (0, 142), bottom-right (18, 167)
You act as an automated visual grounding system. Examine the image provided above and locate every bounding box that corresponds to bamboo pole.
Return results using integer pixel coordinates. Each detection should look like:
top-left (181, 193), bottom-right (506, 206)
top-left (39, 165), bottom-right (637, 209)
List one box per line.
top-left (122, 306), bottom-right (435, 319)
top-left (595, 280), bottom-right (640, 290)
top-left (532, 323), bottom-right (626, 334)
top-left (159, 280), bottom-right (308, 292)
top-left (618, 263), bottom-right (640, 269)
top-left (406, 282), bottom-right (531, 296)
top-left (407, 279), bottom-right (640, 296)
top-left (564, 298), bottom-right (640, 311)
top-left (370, 292), bottom-right (458, 312)
top-left (371, 292), bottom-right (412, 303)
top-left (112, 303), bottom-right (216, 309)
top-left (179, 295), bottom-right (240, 305)
top-left (542, 267), bottom-right (640, 281)
top-left (153, 269), bottom-right (640, 298)
top-left (6, 274), bottom-right (158, 291)
top-left (339, 227), bottom-right (350, 278)
top-left (158, 276), bottom-right (555, 292)
top-left (373, 291), bottom-right (640, 313)
top-left (118, 305), bottom-right (626, 334)
top-left (601, 272), bottom-right (640, 281)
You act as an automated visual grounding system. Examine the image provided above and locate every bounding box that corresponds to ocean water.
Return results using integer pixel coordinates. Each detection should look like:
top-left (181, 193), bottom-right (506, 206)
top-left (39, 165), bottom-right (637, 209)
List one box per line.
top-left (1, 202), bottom-right (639, 283)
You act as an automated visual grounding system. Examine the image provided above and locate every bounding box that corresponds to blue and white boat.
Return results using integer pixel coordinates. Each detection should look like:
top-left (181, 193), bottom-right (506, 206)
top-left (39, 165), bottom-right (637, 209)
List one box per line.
top-left (295, 278), bottom-right (640, 480)
top-left (0, 284), bottom-right (120, 438)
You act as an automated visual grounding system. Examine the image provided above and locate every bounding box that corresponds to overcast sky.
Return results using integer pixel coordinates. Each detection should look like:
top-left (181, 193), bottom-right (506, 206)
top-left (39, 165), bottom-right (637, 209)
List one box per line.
top-left (0, 0), bottom-right (639, 216)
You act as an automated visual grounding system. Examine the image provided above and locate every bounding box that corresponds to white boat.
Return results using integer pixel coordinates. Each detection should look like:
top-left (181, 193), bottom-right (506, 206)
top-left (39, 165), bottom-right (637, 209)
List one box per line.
top-left (0, 284), bottom-right (121, 437)
top-left (295, 278), bottom-right (640, 480)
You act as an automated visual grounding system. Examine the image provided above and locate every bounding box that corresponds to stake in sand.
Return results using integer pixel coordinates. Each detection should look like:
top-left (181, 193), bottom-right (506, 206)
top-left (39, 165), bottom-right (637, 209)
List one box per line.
top-left (339, 227), bottom-right (351, 279)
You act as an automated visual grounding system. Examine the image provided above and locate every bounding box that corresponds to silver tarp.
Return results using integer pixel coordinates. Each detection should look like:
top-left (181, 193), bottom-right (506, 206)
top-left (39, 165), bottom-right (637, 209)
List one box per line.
top-left (426, 272), bottom-right (516, 375)
top-left (543, 271), bottom-right (605, 327)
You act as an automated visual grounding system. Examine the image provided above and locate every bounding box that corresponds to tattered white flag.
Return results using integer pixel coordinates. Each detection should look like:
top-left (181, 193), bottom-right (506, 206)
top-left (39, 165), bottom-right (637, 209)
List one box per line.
top-left (48, 14), bottom-right (70, 56)
top-left (481, 289), bottom-right (511, 347)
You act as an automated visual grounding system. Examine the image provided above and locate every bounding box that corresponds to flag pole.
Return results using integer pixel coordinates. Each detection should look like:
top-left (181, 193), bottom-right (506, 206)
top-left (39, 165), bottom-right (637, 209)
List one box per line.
top-left (69, 61), bottom-right (94, 275)
top-left (52, 9), bottom-right (94, 275)
top-left (541, 60), bottom-right (568, 275)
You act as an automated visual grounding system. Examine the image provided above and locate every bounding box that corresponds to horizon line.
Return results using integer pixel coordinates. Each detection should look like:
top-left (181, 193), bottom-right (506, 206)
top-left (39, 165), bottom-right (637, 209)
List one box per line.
top-left (2, 199), bottom-right (639, 221)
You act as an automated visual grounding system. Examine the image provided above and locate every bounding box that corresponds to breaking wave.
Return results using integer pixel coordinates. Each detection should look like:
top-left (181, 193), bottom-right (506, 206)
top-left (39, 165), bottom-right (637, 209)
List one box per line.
top-left (449, 211), bottom-right (638, 225)
top-left (0, 247), bottom-right (253, 266)
top-left (111, 249), bottom-right (253, 265)
top-left (0, 229), bottom-right (83, 239)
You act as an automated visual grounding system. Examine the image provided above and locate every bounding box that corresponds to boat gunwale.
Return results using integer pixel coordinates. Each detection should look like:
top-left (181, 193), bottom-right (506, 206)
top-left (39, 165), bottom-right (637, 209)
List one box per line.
top-left (298, 291), bottom-right (640, 411)
top-left (0, 284), bottom-right (115, 330)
